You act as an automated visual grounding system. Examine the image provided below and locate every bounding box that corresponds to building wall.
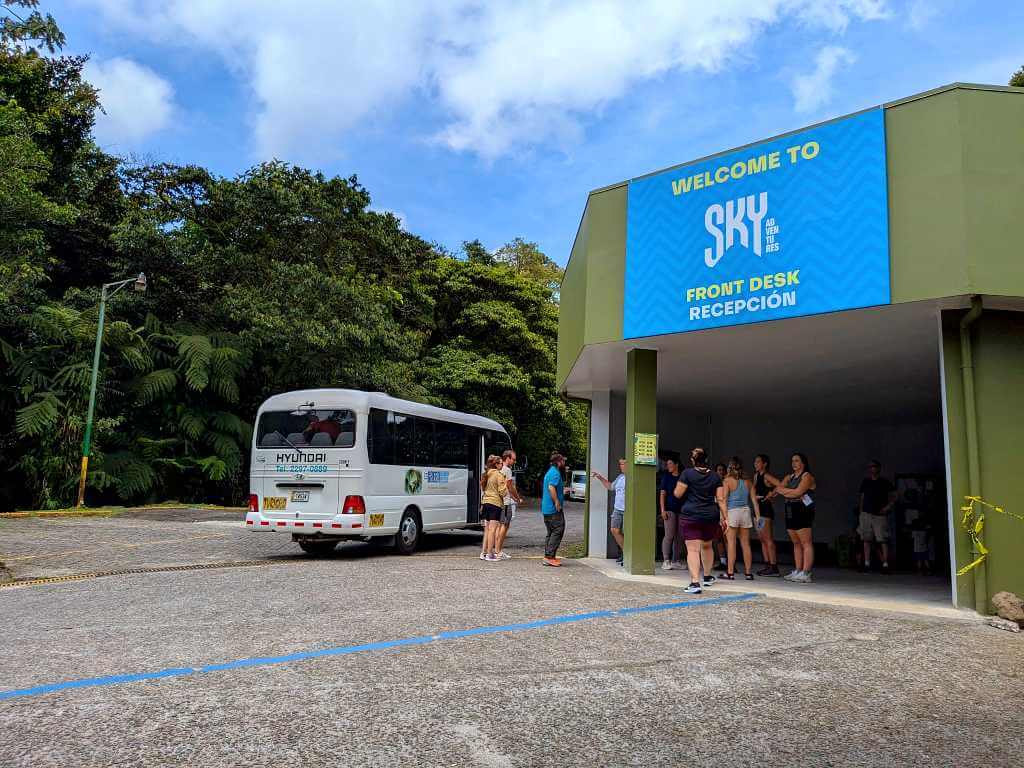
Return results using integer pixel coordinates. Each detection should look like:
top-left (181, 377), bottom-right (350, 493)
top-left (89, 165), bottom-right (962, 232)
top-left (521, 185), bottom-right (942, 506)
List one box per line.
top-left (558, 85), bottom-right (1024, 393)
top-left (941, 309), bottom-right (1024, 610)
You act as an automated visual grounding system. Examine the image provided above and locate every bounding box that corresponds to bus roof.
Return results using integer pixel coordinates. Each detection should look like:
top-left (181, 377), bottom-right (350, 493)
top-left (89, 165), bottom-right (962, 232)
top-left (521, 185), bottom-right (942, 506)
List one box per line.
top-left (257, 389), bottom-right (508, 434)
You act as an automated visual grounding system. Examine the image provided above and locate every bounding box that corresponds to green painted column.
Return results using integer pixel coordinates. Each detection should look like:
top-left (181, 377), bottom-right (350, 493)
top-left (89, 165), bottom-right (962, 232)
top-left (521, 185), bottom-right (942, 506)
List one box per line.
top-left (624, 348), bottom-right (657, 575)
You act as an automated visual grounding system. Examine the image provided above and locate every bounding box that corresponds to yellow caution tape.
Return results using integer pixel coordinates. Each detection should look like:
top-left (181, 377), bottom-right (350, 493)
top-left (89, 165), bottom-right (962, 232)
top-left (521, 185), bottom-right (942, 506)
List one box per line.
top-left (956, 496), bottom-right (1024, 577)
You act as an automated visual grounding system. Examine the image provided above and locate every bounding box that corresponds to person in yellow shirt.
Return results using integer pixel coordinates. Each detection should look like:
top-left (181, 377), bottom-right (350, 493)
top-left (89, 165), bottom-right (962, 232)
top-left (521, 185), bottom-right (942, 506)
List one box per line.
top-left (479, 455), bottom-right (508, 562)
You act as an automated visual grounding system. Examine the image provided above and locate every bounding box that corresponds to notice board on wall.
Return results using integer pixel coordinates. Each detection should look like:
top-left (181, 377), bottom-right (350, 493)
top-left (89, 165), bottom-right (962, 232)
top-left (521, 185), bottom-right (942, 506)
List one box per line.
top-left (624, 108), bottom-right (890, 339)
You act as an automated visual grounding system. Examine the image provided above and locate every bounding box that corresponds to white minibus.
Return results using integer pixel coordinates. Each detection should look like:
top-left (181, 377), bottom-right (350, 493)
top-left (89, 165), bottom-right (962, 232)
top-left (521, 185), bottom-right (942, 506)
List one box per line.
top-left (246, 389), bottom-right (512, 555)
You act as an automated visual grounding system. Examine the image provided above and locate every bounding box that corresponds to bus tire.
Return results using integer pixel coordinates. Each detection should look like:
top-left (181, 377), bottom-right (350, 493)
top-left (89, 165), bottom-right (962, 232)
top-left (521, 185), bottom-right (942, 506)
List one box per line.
top-left (298, 539), bottom-right (337, 556)
top-left (395, 509), bottom-right (421, 555)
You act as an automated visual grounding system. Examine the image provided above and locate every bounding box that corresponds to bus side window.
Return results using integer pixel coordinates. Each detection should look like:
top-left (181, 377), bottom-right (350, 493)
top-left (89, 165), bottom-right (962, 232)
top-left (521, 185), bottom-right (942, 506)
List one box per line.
top-left (368, 409), bottom-right (392, 464)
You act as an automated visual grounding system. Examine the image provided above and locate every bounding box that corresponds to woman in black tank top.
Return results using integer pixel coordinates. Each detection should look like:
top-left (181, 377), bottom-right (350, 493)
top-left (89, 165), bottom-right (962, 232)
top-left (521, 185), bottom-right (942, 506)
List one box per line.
top-left (775, 452), bottom-right (816, 583)
top-left (753, 454), bottom-right (780, 576)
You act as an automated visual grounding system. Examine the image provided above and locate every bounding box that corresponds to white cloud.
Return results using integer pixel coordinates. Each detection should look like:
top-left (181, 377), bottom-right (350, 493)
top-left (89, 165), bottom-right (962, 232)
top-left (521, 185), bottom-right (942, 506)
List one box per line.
top-left (790, 45), bottom-right (857, 113)
top-left (80, 1), bottom-right (887, 159)
top-left (84, 57), bottom-right (176, 146)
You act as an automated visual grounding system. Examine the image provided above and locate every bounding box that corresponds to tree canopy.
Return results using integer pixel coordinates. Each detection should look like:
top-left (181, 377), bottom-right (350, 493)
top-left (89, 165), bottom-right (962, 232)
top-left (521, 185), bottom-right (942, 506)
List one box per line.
top-left (0, 4), bottom-right (585, 510)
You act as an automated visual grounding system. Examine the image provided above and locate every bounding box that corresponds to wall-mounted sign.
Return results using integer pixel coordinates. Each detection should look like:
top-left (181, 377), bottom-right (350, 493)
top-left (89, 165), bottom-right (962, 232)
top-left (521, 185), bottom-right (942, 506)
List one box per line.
top-left (633, 433), bottom-right (658, 466)
top-left (624, 108), bottom-right (890, 338)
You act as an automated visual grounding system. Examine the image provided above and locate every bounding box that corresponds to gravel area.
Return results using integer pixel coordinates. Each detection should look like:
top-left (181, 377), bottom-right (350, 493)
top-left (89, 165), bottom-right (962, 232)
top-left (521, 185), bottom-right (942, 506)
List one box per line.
top-left (1, 502), bottom-right (1021, 767)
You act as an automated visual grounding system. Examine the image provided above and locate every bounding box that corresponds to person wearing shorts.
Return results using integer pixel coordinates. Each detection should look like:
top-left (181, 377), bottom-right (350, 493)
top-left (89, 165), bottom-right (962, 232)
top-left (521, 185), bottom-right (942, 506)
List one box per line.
top-left (494, 449), bottom-right (523, 560)
top-left (593, 459), bottom-right (627, 565)
top-left (753, 454), bottom-right (781, 576)
top-left (858, 460), bottom-right (896, 574)
top-left (722, 457), bottom-right (760, 580)
top-left (479, 455), bottom-right (507, 562)
top-left (673, 447), bottom-right (726, 594)
top-left (775, 453), bottom-right (816, 583)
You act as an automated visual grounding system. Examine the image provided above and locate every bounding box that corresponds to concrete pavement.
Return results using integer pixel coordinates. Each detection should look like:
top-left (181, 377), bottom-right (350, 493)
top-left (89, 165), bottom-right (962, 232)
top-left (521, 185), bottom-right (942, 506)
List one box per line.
top-left (1, 502), bottom-right (1022, 767)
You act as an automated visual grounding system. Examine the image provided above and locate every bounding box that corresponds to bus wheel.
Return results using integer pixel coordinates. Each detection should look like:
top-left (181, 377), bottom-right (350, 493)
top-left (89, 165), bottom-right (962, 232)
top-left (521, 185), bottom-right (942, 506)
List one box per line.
top-left (298, 539), bottom-right (337, 556)
top-left (395, 510), bottom-right (421, 555)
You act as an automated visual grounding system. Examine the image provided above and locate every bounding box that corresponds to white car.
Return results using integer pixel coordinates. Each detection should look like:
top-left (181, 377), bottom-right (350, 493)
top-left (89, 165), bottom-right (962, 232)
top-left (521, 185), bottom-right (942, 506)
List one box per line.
top-left (567, 470), bottom-right (587, 501)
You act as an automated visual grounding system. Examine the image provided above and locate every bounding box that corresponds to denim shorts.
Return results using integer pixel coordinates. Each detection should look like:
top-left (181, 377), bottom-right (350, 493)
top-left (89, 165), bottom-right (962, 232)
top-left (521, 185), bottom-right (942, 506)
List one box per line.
top-left (610, 510), bottom-right (624, 530)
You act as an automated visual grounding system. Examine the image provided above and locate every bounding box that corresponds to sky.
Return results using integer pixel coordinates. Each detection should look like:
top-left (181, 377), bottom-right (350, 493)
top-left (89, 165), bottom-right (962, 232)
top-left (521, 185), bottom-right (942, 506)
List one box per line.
top-left (47, 1), bottom-right (1024, 266)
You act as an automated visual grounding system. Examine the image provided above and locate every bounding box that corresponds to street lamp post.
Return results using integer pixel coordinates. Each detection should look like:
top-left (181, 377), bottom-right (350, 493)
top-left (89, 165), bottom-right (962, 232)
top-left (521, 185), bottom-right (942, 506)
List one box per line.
top-left (76, 273), bottom-right (148, 508)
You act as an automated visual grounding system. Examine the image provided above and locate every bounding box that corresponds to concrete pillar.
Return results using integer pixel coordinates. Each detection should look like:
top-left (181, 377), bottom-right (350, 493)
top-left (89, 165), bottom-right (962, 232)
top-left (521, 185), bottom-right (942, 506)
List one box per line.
top-left (624, 349), bottom-right (657, 575)
top-left (587, 391), bottom-right (610, 558)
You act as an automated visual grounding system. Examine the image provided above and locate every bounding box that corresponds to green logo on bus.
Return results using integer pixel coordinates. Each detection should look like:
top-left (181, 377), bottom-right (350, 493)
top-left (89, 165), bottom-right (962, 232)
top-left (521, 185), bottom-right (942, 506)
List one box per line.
top-left (405, 469), bottom-right (423, 494)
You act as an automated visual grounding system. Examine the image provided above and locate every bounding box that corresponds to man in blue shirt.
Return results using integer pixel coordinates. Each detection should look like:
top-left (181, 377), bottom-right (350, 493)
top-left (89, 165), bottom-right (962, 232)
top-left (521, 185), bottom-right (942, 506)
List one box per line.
top-left (541, 453), bottom-right (566, 566)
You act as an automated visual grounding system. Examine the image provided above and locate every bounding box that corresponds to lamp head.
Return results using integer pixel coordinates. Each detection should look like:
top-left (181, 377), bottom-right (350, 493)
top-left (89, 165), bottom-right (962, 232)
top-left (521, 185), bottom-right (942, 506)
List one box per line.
top-left (133, 272), bottom-right (147, 293)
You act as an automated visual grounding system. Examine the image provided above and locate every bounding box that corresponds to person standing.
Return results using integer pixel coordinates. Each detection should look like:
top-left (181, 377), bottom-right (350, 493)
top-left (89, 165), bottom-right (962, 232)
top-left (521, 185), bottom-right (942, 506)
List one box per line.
top-left (494, 449), bottom-right (523, 560)
top-left (722, 457), bottom-right (760, 580)
top-left (541, 453), bottom-right (567, 567)
top-left (774, 452), bottom-right (816, 583)
top-left (858, 459), bottom-right (897, 574)
top-left (479, 455), bottom-right (507, 562)
top-left (712, 461), bottom-right (729, 570)
top-left (659, 457), bottom-right (684, 570)
top-left (753, 454), bottom-right (781, 576)
top-left (673, 447), bottom-right (727, 594)
top-left (593, 459), bottom-right (627, 566)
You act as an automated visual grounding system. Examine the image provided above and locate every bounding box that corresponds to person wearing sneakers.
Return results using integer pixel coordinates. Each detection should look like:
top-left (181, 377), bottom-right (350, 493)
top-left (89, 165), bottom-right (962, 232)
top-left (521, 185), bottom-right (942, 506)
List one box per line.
top-left (775, 452), bottom-right (817, 583)
top-left (858, 459), bottom-right (896, 574)
top-left (593, 459), bottom-right (627, 566)
top-left (479, 455), bottom-right (507, 562)
top-left (753, 454), bottom-right (781, 576)
top-left (494, 449), bottom-right (523, 560)
top-left (722, 456), bottom-right (760, 581)
top-left (658, 457), bottom-right (684, 570)
top-left (541, 453), bottom-right (567, 567)
top-left (673, 447), bottom-right (727, 594)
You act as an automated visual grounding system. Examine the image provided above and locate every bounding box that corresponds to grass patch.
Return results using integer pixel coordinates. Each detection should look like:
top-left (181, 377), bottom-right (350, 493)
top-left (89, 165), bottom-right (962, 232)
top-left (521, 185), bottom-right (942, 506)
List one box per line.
top-left (0, 501), bottom-right (246, 519)
top-left (559, 541), bottom-right (587, 559)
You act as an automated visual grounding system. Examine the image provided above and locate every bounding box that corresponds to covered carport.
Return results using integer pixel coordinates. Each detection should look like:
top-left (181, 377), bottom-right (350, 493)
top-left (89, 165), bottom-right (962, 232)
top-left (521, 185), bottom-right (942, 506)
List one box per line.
top-left (558, 83), bottom-right (1024, 613)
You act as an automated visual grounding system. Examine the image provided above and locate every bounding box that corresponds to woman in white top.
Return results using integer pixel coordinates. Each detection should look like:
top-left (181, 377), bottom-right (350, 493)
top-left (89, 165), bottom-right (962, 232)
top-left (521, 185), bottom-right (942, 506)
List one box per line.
top-left (593, 458), bottom-right (627, 565)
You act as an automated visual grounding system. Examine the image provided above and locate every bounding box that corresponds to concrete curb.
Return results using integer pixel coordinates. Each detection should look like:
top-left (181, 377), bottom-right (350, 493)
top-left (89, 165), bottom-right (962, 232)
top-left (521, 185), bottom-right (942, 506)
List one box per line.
top-left (579, 557), bottom-right (984, 622)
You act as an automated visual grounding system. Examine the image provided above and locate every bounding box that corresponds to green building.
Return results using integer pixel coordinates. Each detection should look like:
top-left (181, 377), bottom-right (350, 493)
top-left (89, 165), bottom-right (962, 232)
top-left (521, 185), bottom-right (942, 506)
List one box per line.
top-left (557, 83), bottom-right (1024, 613)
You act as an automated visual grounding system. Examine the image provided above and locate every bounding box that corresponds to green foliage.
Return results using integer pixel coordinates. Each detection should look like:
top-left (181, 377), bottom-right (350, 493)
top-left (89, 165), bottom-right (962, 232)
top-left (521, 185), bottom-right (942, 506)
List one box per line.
top-left (0, 5), bottom-right (588, 509)
top-left (1011, 66), bottom-right (1024, 88)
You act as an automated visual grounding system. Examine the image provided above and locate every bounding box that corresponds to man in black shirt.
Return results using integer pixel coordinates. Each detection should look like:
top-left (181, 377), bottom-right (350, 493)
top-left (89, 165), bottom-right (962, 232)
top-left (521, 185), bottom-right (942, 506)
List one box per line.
top-left (858, 460), bottom-right (897, 573)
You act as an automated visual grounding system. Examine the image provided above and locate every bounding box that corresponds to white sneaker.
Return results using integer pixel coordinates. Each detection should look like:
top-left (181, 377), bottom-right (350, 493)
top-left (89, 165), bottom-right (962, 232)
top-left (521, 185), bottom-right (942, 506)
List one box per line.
top-left (684, 583), bottom-right (703, 594)
top-left (498, 551), bottom-right (511, 560)
top-left (479, 552), bottom-right (486, 560)
top-left (672, 561), bottom-right (686, 570)
top-left (661, 561), bottom-right (674, 571)
top-left (784, 570), bottom-right (802, 581)
top-left (792, 571), bottom-right (813, 583)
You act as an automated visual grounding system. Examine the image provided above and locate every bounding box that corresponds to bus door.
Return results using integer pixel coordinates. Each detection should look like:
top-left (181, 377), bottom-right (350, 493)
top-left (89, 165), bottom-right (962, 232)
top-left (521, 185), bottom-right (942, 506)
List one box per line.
top-left (466, 428), bottom-right (482, 524)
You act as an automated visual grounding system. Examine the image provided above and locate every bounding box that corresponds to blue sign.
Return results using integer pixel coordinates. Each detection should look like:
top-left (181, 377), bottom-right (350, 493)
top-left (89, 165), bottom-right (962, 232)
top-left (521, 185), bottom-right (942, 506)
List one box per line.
top-left (624, 108), bottom-right (890, 338)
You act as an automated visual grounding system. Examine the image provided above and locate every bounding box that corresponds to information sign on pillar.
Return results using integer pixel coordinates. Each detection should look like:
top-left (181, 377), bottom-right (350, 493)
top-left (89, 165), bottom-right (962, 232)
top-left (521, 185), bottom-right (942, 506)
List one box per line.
top-left (633, 433), bottom-right (658, 466)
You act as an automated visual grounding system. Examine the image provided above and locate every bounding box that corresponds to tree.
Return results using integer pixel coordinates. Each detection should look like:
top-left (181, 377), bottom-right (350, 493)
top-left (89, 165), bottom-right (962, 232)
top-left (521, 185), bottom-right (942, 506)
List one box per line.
top-left (1011, 66), bottom-right (1024, 88)
top-left (493, 237), bottom-right (564, 295)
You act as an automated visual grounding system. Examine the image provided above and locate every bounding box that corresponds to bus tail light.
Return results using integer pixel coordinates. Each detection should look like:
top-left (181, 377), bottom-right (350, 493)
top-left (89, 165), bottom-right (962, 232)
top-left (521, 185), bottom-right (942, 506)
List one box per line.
top-left (248, 494), bottom-right (258, 514)
top-left (342, 495), bottom-right (366, 516)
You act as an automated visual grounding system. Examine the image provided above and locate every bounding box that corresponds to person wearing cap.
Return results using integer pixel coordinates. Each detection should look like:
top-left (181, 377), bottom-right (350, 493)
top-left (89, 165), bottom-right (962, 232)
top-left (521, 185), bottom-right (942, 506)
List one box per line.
top-left (541, 453), bottom-right (566, 566)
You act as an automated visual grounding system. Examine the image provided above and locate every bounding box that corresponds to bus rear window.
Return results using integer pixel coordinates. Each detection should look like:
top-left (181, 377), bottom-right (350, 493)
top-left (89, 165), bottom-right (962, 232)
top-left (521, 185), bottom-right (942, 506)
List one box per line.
top-left (256, 409), bottom-right (356, 449)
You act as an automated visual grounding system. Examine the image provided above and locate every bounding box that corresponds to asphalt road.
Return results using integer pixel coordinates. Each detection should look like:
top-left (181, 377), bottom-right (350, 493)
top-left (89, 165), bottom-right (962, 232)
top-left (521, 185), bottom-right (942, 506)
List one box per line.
top-left (1, 503), bottom-right (1022, 767)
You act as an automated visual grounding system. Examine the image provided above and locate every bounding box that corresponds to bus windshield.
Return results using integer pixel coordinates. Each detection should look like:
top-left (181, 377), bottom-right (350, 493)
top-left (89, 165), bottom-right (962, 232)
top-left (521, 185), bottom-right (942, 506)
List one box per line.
top-left (256, 409), bottom-right (356, 449)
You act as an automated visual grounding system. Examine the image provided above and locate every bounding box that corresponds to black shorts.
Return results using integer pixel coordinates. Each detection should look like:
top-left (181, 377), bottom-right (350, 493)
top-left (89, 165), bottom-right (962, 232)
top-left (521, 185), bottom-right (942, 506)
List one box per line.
top-left (758, 501), bottom-right (775, 520)
top-left (481, 503), bottom-right (502, 522)
top-left (785, 502), bottom-right (815, 531)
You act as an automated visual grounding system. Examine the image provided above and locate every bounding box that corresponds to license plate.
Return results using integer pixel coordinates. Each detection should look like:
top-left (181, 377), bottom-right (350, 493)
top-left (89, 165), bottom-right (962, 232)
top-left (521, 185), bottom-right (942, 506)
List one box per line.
top-left (290, 490), bottom-right (310, 502)
top-left (369, 513), bottom-right (384, 527)
top-left (263, 496), bottom-right (286, 511)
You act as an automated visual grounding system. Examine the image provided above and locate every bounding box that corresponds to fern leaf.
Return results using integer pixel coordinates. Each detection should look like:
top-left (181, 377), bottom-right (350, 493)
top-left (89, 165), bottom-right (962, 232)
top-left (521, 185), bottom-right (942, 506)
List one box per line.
top-left (15, 392), bottom-right (62, 437)
top-left (134, 368), bottom-right (178, 404)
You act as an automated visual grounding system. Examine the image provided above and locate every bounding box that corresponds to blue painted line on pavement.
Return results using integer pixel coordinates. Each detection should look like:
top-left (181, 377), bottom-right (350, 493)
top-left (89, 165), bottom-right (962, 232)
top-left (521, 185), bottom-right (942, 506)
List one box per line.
top-left (0, 592), bottom-right (757, 701)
